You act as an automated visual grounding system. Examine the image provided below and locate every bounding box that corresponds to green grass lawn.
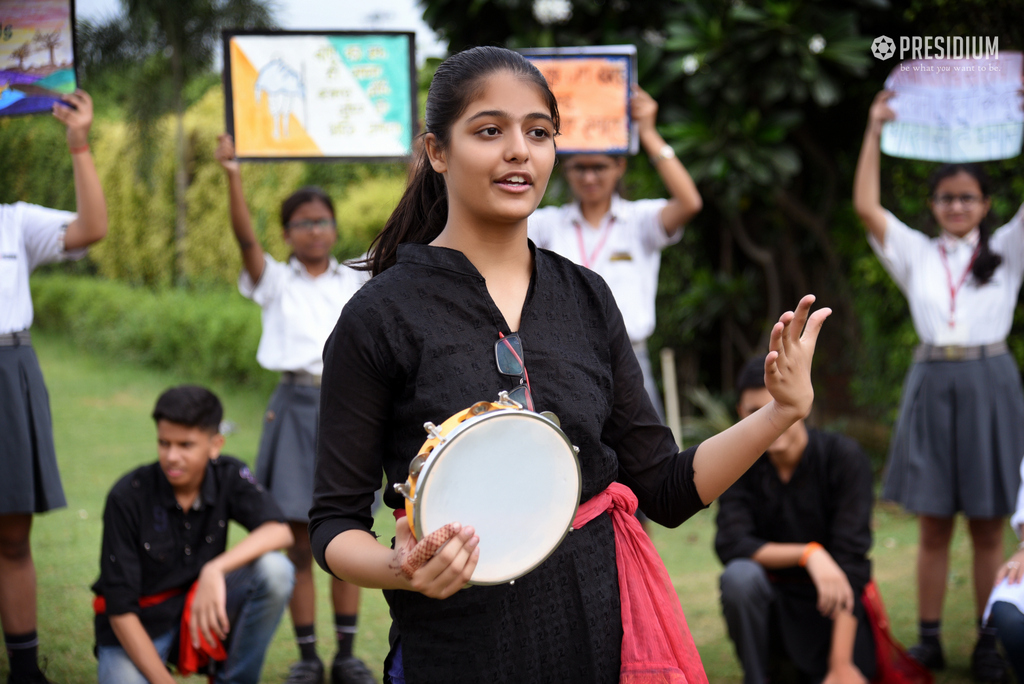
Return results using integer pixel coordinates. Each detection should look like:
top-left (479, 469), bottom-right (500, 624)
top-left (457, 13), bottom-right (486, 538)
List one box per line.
top-left (1, 330), bottom-right (1006, 683)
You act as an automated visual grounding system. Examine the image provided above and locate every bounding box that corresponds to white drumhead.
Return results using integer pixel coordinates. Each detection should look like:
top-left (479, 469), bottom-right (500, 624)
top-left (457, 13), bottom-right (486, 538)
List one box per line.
top-left (415, 411), bottom-right (581, 585)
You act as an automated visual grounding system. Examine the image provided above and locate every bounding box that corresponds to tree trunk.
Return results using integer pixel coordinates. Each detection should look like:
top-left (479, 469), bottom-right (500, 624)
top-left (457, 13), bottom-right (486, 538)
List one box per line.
top-left (171, 42), bottom-right (188, 286)
top-left (730, 213), bottom-right (780, 353)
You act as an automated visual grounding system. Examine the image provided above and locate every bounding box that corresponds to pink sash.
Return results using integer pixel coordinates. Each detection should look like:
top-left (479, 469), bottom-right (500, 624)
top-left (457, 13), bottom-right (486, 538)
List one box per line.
top-left (573, 483), bottom-right (708, 684)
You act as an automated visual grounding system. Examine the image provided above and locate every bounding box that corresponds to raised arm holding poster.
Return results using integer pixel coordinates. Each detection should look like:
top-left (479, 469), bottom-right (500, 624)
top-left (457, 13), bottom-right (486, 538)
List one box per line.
top-left (223, 30), bottom-right (416, 161)
top-left (520, 45), bottom-right (637, 155)
top-left (0, 0), bottom-right (76, 118)
top-left (881, 51), bottom-right (1024, 162)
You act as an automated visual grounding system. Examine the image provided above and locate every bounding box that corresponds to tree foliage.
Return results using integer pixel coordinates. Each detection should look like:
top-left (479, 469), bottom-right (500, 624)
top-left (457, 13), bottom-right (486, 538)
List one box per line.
top-left (419, 0), bottom-right (1024, 421)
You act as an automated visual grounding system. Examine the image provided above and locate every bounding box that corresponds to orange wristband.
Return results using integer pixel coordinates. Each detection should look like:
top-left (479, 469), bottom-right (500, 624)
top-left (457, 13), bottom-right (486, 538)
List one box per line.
top-left (798, 542), bottom-right (823, 567)
top-left (69, 143), bottom-right (89, 155)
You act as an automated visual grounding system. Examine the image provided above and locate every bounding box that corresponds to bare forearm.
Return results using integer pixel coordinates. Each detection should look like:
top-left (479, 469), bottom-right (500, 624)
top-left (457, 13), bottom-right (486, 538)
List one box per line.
top-left (639, 126), bottom-right (702, 232)
top-left (325, 529), bottom-right (414, 591)
top-left (64, 150), bottom-right (108, 250)
top-left (852, 125), bottom-right (887, 242)
top-left (224, 168), bottom-right (264, 281)
top-left (751, 542), bottom-right (807, 569)
top-left (693, 401), bottom-right (801, 504)
top-left (205, 521), bottom-right (291, 575)
top-left (109, 614), bottom-right (177, 684)
top-left (829, 610), bottom-right (859, 668)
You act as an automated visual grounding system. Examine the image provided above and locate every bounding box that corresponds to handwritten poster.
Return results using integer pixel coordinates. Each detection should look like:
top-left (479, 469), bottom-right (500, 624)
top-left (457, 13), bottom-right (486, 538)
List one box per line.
top-left (881, 51), bottom-right (1024, 162)
top-left (0, 0), bottom-right (76, 118)
top-left (223, 30), bottom-right (415, 161)
top-left (521, 45), bottom-right (637, 155)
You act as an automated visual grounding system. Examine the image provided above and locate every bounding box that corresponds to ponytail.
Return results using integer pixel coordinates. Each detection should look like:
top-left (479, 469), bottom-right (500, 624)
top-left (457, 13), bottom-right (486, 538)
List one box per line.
top-left (973, 215), bottom-right (1001, 284)
top-left (364, 150), bottom-right (448, 276)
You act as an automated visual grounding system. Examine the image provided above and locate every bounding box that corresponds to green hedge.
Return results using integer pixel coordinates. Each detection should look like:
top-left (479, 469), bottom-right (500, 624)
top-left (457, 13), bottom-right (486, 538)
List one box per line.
top-left (2, 87), bottom-right (407, 288)
top-left (30, 272), bottom-right (278, 391)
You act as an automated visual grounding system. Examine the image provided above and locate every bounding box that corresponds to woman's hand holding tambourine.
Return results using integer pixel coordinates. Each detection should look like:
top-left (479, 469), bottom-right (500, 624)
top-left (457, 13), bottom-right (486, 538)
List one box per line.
top-left (392, 518), bottom-right (480, 599)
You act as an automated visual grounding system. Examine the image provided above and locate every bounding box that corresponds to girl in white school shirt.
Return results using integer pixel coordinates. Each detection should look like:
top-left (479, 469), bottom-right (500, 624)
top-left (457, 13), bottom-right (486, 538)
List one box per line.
top-left (1, 90), bottom-right (107, 684)
top-left (528, 86), bottom-right (702, 420)
top-left (215, 135), bottom-right (374, 684)
top-left (854, 89), bottom-right (1024, 681)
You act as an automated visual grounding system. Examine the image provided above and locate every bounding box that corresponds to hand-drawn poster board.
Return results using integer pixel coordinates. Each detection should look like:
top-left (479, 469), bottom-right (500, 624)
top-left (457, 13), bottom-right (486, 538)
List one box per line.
top-left (0, 0), bottom-right (77, 118)
top-left (223, 30), bottom-right (416, 161)
top-left (520, 45), bottom-right (637, 155)
top-left (881, 51), bottom-right (1024, 162)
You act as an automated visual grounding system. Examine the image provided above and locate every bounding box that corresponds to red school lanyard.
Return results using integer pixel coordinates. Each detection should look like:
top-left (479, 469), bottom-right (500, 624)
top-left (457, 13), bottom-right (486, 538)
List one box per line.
top-left (938, 241), bottom-right (980, 328)
top-left (573, 217), bottom-right (616, 269)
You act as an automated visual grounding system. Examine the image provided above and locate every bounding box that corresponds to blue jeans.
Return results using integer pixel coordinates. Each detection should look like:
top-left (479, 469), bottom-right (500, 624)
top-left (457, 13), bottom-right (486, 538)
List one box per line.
top-left (989, 601), bottom-right (1024, 681)
top-left (97, 553), bottom-right (294, 684)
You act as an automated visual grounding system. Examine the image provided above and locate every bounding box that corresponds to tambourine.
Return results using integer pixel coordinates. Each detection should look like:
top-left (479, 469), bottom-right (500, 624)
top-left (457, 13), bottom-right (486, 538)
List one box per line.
top-left (394, 392), bottom-right (582, 585)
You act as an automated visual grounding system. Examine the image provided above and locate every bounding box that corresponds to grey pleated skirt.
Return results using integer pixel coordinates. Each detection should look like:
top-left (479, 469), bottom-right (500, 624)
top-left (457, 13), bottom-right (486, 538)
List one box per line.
top-left (882, 352), bottom-right (1024, 518)
top-left (255, 382), bottom-right (321, 522)
top-left (0, 344), bottom-right (67, 514)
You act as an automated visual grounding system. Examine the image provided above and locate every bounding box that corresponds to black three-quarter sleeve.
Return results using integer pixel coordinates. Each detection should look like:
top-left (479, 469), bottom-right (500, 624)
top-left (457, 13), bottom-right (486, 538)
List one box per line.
top-left (595, 274), bottom-right (705, 527)
top-left (310, 304), bottom-right (395, 574)
top-left (714, 467), bottom-right (769, 563)
top-left (824, 435), bottom-right (874, 595)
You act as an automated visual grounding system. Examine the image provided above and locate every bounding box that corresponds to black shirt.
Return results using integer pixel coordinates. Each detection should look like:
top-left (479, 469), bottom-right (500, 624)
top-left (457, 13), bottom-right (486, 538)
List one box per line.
top-left (92, 455), bottom-right (285, 647)
top-left (311, 242), bottom-right (704, 683)
top-left (715, 429), bottom-right (874, 676)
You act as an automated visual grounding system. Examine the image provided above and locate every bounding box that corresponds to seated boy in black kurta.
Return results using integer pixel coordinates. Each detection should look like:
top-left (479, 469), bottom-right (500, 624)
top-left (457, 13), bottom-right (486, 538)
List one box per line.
top-left (91, 386), bottom-right (295, 684)
top-left (715, 358), bottom-right (875, 684)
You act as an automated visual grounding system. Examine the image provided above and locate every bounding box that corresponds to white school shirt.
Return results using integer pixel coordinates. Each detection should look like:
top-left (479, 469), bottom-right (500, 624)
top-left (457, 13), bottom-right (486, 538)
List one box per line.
top-left (239, 254), bottom-right (369, 375)
top-left (0, 202), bottom-right (86, 335)
top-left (528, 194), bottom-right (677, 343)
top-left (868, 204), bottom-right (1024, 346)
top-left (983, 456), bottom-right (1024, 623)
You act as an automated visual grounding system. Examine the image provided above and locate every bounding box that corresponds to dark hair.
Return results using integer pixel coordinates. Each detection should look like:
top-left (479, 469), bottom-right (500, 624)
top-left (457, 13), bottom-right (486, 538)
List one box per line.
top-left (364, 46), bottom-right (560, 275)
top-left (928, 163), bottom-right (1001, 284)
top-left (735, 356), bottom-right (767, 396)
top-left (152, 385), bottom-right (223, 433)
top-left (281, 186), bottom-right (335, 229)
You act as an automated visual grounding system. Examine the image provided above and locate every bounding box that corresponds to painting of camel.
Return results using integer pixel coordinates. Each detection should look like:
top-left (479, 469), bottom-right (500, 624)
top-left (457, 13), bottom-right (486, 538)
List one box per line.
top-left (0, 0), bottom-right (76, 118)
top-left (223, 30), bottom-right (416, 161)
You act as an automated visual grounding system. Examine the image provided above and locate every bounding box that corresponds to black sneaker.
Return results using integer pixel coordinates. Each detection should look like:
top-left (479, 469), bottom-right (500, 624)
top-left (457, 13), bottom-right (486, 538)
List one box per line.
top-left (285, 658), bottom-right (325, 684)
top-left (908, 641), bottom-right (946, 671)
top-left (331, 654), bottom-right (376, 684)
top-left (971, 641), bottom-right (1009, 684)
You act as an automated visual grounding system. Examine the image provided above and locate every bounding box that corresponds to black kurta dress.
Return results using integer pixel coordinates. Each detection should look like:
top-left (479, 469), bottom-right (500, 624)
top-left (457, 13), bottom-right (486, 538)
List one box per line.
top-left (310, 242), bottom-right (704, 684)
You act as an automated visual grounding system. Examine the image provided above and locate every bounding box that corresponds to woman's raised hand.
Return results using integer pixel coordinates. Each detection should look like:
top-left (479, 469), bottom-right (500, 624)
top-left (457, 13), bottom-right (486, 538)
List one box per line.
top-left (764, 295), bottom-right (831, 421)
top-left (391, 517), bottom-right (479, 599)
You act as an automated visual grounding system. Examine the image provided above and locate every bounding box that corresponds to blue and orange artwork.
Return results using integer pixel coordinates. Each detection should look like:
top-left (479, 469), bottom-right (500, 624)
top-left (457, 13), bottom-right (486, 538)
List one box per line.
top-left (225, 31), bottom-right (415, 160)
top-left (0, 0), bottom-right (76, 118)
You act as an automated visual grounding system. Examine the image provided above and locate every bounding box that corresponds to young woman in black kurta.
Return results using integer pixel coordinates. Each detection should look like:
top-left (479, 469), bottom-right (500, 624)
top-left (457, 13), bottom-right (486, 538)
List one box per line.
top-left (309, 46), bottom-right (830, 684)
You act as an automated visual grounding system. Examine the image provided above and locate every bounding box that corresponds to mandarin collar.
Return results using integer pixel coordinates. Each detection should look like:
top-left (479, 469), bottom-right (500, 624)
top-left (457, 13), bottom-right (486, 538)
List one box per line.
top-left (396, 241), bottom-right (539, 280)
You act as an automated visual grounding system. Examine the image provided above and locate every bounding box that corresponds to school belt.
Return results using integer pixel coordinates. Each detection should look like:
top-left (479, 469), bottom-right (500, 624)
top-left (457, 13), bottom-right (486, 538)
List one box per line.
top-left (281, 371), bottom-right (322, 387)
top-left (0, 330), bottom-right (31, 347)
top-left (913, 341), bottom-right (1008, 363)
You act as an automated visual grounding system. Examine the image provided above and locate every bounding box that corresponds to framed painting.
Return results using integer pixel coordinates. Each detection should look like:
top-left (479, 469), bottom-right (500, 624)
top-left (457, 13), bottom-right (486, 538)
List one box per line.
top-left (223, 30), bottom-right (417, 161)
top-left (520, 45), bottom-right (638, 155)
top-left (0, 0), bottom-right (77, 118)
